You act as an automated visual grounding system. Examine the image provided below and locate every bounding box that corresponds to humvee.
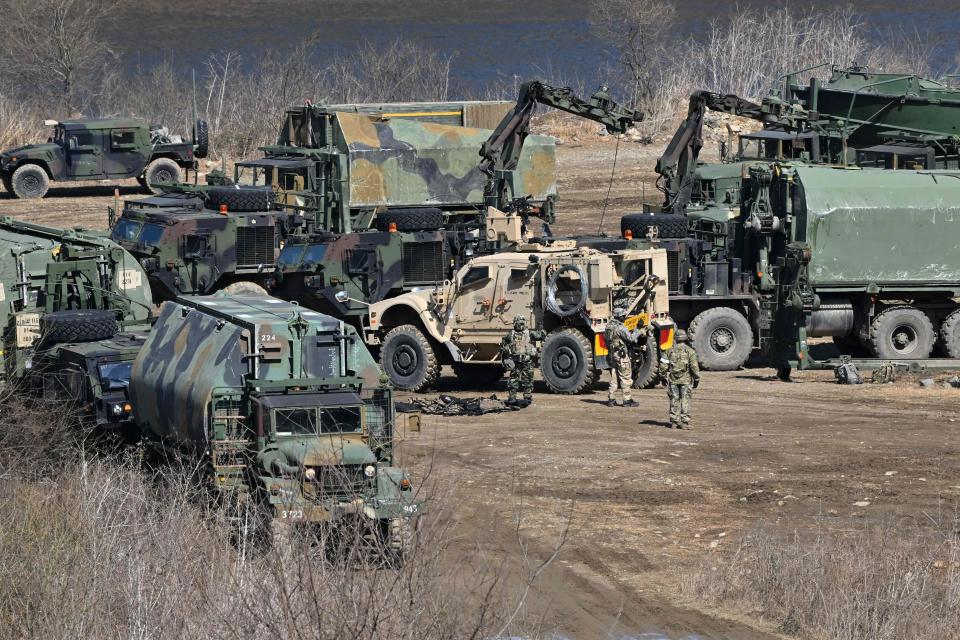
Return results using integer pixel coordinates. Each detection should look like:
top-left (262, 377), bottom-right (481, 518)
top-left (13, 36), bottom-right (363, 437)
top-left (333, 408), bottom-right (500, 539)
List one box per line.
top-left (362, 242), bottom-right (674, 394)
top-left (0, 118), bottom-right (208, 199)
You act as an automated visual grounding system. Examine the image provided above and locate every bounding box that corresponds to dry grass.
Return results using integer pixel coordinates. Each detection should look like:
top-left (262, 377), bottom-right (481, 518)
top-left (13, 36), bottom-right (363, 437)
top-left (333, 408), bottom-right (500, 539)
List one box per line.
top-left (687, 519), bottom-right (960, 639)
top-left (0, 393), bottom-right (559, 640)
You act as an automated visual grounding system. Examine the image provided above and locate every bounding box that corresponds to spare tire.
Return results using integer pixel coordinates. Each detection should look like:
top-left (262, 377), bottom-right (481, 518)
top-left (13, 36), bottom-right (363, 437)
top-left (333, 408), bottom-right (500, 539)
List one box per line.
top-left (204, 186), bottom-right (274, 212)
top-left (621, 213), bottom-right (688, 239)
top-left (193, 119), bottom-right (209, 159)
top-left (545, 264), bottom-right (588, 318)
top-left (374, 208), bottom-right (445, 232)
top-left (40, 310), bottom-right (117, 345)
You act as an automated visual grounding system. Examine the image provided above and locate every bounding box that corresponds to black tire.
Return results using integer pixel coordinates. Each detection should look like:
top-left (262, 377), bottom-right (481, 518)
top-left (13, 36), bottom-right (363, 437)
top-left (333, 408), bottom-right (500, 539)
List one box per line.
top-left (868, 306), bottom-right (935, 359)
top-left (620, 212), bottom-right (688, 239)
top-left (374, 208), bottom-right (445, 232)
top-left (40, 310), bottom-right (117, 345)
top-left (451, 363), bottom-right (504, 387)
top-left (381, 324), bottom-right (440, 392)
top-left (832, 335), bottom-right (870, 357)
top-left (221, 280), bottom-right (269, 296)
top-left (939, 308), bottom-right (960, 359)
top-left (193, 119), bottom-right (209, 159)
top-left (688, 307), bottom-right (752, 371)
top-left (540, 328), bottom-right (596, 394)
top-left (144, 158), bottom-right (182, 193)
top-left (631, 333), bottom-right (659, 389)
top-left (204, 185), bottom-right (274, 213)
top-left (11, 164), bottom-right (50, 199)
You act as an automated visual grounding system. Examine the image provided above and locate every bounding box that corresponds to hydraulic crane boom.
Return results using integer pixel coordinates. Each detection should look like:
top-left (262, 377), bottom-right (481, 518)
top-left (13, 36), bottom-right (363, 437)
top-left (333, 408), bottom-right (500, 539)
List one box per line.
top-left (480, 81), bottom-right (644, 211)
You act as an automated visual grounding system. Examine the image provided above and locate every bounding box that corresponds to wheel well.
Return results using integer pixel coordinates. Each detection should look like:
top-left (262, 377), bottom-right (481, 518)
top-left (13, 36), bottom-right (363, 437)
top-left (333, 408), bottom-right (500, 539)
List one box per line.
top-left (379, 305), bottom-right (451, 364)
top-left (676, 301), bottom-right (752, 328)
top-left (148, 153), bottom-right (189, 168)
top-left (12, 160), bottom-right (52, 179)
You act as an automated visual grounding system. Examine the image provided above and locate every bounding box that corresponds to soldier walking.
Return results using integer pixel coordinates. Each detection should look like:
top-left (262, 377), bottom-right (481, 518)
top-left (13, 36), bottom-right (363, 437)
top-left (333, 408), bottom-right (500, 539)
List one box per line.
top-left (658, 329), bottom-right (701, 428)
top-left (605, 306), bottom-right (642, 407)
top-left (500, 315), bottom-right (543, 407)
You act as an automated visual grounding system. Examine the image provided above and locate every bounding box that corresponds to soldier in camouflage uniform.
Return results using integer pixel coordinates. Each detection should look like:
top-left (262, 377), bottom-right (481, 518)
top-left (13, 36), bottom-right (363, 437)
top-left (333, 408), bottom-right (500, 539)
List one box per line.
top-left (499, 315), bottom-right (544, 406)
top-left (606, 306), bottom-right (642, 407)
top-left (658, 329), bottom-right (701, 428)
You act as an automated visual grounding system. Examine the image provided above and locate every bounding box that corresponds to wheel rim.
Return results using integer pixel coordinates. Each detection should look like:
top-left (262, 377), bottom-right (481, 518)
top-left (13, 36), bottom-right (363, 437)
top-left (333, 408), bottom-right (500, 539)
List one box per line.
top-left (19, 174), bottom-right (42, 195)
top-left (392, 342), bottom-right (419, 377)
top-left (154, 169), bottom-right (175, 184)
top-left (709, 326), bottom-right (736, 354)
top-left (890, 323), bottom-right (918, 355)
top-left (550, 345), bottom-right (579, 380)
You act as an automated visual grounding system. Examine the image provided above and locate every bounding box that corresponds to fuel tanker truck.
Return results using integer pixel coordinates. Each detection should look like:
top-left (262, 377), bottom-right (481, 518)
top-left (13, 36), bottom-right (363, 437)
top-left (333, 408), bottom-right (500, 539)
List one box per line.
top-left (130, 294), bottom-right (420, 551)
top-left (740, 163), bottom-right (960, 373)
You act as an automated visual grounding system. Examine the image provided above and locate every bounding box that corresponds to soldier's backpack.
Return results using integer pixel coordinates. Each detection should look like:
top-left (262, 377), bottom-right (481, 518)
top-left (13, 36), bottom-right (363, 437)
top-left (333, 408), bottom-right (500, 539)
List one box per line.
top-left (871, 362), bottom-right (897, 384)
top-left (834, 361), bottom-right (863, 385)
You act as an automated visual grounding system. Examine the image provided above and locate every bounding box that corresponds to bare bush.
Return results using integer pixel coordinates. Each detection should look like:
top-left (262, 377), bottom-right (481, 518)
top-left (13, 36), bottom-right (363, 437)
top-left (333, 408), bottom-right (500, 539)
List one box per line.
top-left (687, 520), bottom-right (960, 639)
top-left (0, 0), bottom-right (120, 114)
top-left (0, 398), bottom-right (560, 640)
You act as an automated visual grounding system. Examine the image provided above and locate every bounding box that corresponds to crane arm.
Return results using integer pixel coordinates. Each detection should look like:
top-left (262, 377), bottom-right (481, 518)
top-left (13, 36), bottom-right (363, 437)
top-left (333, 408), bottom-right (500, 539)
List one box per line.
top-left (480, 81), bottom-right (644, 210)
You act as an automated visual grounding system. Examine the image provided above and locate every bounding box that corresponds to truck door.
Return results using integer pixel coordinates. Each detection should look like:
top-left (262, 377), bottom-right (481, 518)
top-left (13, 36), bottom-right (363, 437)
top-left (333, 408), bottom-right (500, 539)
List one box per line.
top-left (451, 264), bottom-right (495, 329)
top-left (490, 262), bottom-right (537, 330)
top-left (65, 129), bottom-right (104, 178)
top-left (106, 128), bottom-right (143, 178)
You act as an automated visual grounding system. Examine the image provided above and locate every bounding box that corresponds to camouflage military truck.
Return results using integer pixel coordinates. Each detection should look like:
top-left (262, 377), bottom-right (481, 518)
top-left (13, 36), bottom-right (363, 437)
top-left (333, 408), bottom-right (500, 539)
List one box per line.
top-left (363, 242), bottom-right (674, 394)
top-left (24, 322), bottom-right (146, 441)
top-left (245, 106), bottom-right (557, 233)
top-left (130, 295), bottom-right (419, 550)
top-left (0, 117), bottom-right (208, 199)
top-left (110, 189), bottom-right (287, 301)
top-left (273, 205), bottom-right (541, 323)
top-left (0, 217), bottom-right (154, 382)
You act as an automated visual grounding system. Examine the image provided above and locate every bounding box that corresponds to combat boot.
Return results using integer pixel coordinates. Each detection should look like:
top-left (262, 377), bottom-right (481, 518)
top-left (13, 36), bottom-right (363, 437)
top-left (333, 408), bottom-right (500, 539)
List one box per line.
top-left (606, 399), bottom-right (617, 407)
top-left (623, 399), bottom-right (638, 408)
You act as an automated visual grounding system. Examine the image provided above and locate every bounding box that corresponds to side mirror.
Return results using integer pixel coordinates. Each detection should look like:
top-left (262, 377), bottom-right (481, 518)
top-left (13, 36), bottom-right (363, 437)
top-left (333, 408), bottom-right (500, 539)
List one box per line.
top-left (68, 137), bottom-right (78, 150)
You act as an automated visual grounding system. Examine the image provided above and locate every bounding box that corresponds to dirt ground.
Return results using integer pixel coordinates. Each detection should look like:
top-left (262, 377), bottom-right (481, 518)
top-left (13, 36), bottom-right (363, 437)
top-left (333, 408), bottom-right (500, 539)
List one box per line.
top-left (2, 137), bottom-right (958, 638)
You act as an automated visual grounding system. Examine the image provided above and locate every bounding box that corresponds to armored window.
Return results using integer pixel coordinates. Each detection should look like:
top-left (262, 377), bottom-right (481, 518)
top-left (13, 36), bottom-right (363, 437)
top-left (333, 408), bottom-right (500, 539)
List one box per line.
top-left (71, 131), bottom-right (95, 147)
top-left (139, 223), bottom-right (166, 246)
top-left (277, 244), bottom-right (306, 268)
top-left (183, 235), bottom-right (208, 258)
top-left (460, 266), bottom-right (489, 288)
top-left (275, 408), bottom-right (318, 435)
top-left (321, 406), bottom-right (362, 434)
top-left (110, 129), bottom-right (137, 150)
top-left (97, 362), bottom-right (133, 391)
top-left (111, 219), bottom-right (142, 242)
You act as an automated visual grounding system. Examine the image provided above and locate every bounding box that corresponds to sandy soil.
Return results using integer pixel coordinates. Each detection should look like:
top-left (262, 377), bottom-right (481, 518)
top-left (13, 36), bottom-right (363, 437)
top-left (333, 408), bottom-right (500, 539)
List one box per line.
top-left (2, 137), bottom-right (958, 638)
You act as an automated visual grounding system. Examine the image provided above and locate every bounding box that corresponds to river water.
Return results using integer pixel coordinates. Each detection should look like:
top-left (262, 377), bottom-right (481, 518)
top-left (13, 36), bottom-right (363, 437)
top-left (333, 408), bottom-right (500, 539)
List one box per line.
top-left (112, 0), bottom-right (959, 89)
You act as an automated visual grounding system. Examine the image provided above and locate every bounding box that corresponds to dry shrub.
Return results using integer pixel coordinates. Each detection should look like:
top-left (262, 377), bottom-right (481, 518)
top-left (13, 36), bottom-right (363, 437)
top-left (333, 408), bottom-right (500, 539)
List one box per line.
top-left (0, 395), bottom-right (557, 640)
top-left (688, 520), bottom-right (960, 639)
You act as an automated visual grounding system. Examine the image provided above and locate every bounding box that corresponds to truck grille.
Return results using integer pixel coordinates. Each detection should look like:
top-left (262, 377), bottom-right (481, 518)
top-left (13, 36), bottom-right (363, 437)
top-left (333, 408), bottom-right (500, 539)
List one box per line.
top-left (236, 226), bottom-right (275, 266)
top-left (403, 241), bottom-right (445, 285)
top-left (304, 464), bottom-right (370, 500)
top-left (667, 250), bottom-right (682, 294)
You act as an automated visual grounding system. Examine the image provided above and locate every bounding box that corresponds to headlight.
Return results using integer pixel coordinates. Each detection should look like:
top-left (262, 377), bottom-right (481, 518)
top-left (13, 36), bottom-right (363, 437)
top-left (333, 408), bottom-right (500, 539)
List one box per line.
top-left (111, 404), bottom-right (124, 416)
top-left (363, 464), bottom-right (376, 478)
top-left (304, 468), bottom-right (316, 480)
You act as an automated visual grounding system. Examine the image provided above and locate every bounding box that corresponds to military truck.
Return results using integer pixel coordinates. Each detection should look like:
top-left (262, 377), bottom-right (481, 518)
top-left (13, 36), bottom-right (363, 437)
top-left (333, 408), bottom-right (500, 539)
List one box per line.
top-left (130, 295), bottom-right (419, 549)
top-left (737, 163), bottom-right (960, 372)
top-left (24, 317), bottom-right (146, 441)
top-left (0, 117), bottom-right (208, 199)
top-left (603, 66), bottom-right (960, 371)
top-left (0, 217), bottom-right (154, 382)
top-left (363, 242), bottom-right (673, 394)
top-left (110, 189), bottom-right (286, 301)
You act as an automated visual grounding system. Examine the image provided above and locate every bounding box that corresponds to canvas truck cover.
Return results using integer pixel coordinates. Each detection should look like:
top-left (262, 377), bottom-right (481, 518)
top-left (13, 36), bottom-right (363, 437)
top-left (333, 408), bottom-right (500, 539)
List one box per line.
top-left (324, 100), bottom-right (514, 129)
top-left (793, 165), bottom-right (960, 288)
top-left (334, 111), bottom-right (557, 209)
top-left (130, 295), bottom-right (381, 445)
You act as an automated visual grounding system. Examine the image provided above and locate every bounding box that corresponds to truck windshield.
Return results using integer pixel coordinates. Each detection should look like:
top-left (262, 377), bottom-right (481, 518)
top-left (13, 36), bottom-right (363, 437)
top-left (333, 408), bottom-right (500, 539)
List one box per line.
top-left (275, 408), bottom-right (318, 435)
top-left (139, 223), bottom-right (166, 246)
top-left (321, 406), bottom-right (361, 433)
top-left (97, 362), bottom-right (132, 390)
top-left (277, 244), bottom-right (305, 268)
top-left (112, 219), bottom-right (142, 243)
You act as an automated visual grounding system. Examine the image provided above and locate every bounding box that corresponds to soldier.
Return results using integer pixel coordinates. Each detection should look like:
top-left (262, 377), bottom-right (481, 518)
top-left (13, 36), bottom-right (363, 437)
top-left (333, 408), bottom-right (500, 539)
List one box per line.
top-left (658, 329), bottom-right (701, 428)
top-left (499, 314), bottom-right (543, 407)
top-left (605, 306), bottom-right (642, 407)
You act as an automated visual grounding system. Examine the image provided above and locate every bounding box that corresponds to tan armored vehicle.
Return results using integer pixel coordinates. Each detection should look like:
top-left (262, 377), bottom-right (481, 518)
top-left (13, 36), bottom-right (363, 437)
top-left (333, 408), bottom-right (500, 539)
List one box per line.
top-left (362, 241), bottom-right (673, 394)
